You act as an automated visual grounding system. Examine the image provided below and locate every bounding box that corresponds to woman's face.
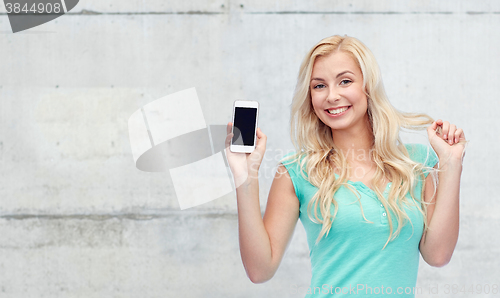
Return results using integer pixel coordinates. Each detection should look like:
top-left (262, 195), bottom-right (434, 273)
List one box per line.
top-left (310, 51), bottom-right (369, 134)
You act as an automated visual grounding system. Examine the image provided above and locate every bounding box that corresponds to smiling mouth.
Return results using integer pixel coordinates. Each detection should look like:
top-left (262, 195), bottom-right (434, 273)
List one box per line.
top-left (326, 106), bottom-right (351, 115)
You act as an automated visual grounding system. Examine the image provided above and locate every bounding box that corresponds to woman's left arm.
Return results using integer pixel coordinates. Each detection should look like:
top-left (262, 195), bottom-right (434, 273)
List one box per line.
top-left (419, 119), bottom-right (467, 267)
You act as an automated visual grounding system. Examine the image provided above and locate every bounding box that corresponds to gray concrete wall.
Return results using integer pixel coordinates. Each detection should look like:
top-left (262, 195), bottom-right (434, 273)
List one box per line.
top-left (0, 1), bottom-right (498, 297)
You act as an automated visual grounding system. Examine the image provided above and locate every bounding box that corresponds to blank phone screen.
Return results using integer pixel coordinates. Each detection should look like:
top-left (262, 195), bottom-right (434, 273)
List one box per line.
top-left (232, 107), bottom-right (257, 146)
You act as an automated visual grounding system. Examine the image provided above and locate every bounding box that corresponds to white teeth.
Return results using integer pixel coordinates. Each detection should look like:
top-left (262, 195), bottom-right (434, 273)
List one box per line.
top-left (327, 107), bottom-right (349, 115)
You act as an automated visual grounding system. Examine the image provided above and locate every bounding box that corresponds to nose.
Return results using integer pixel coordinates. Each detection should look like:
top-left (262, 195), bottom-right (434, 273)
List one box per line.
top-left (326, 86), bottom-right (340, 103)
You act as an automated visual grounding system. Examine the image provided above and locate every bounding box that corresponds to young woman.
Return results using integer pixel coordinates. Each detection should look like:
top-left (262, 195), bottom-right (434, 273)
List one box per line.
top-left (225, 35), bottom-right (467, 297)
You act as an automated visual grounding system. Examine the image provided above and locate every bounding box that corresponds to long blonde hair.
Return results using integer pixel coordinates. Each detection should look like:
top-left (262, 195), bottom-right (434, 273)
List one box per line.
top-left (281, 35), bottom-right (441, 249)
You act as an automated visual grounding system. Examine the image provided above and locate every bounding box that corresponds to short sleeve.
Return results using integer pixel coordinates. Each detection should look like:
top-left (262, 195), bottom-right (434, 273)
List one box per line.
top-left (279, 152), bottom-right (302, 199)
top-left (405, 143), bottom-right (439, 178)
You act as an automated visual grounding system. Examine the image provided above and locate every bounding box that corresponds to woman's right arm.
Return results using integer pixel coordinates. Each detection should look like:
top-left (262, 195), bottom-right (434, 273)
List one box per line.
top-left (236, 164), bottom-right (300, 283)
top-left (225, 123), bottom-right (300, 283)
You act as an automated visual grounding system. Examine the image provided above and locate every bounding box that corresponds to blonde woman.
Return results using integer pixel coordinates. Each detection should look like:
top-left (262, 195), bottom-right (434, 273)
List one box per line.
top-left (225, 35), bottom-right (467, 297)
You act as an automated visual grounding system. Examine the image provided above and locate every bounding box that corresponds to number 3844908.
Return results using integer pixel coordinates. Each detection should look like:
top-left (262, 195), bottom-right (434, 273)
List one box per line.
top-left (5, 2), bottom-right (63, 14)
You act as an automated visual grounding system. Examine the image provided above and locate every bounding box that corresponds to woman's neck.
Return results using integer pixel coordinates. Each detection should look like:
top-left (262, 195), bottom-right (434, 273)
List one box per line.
top-left (331, 119), bottom-right (374, 163)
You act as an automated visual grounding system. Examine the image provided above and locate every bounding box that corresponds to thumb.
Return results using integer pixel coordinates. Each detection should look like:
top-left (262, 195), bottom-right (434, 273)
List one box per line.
top-left (255, 127), bottom-right (267, 150)
top-left (427, 121), bottom-right (438, 136)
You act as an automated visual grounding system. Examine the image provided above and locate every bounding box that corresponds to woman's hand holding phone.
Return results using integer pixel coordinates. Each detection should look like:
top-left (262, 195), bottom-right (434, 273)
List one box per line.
top-left (225, 122), bottom-right (267, 188)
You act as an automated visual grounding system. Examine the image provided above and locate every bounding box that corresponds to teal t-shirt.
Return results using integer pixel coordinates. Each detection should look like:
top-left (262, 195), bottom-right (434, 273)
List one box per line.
top-left (281, 143), bottom-right (439, 297)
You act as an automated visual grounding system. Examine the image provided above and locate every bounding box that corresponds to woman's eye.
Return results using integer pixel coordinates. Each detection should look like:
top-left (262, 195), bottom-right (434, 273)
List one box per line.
top-left (340, 79), bottom-right (352, 85)
top-left (313, 84), bottom-right (326, 89)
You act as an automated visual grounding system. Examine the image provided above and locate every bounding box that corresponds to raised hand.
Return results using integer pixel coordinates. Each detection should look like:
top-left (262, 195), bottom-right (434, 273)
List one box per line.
top-left (427, 119), bottom-right (467, 164)
top-left (225, 122), bottom-right (267, 187)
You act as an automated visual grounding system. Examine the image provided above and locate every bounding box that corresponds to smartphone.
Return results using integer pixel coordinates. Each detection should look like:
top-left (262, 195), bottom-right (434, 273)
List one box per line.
top-left (230, 100), bottom-right (259, 153)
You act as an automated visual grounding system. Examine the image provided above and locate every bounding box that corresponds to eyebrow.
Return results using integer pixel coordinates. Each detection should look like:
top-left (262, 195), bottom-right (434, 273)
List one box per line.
top-left (311, 70), bottom-right (355, 82)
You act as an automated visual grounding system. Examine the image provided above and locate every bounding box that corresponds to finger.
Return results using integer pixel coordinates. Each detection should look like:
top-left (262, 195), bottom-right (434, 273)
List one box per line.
top-left (454, 128), bottom-right (463, 143)
top-left (433, 119), bottom-right (443, 137)
top-left (428, 120), bottom-right (438, 131)
top-left (459, 129), bottom-right (465, 141)
top-left (447, 124), bottom-right (456, 145)
top-left (248, 128), bottom-right (266, 164)
top-left (225, 131), bottom-right (234, 149)
top-left (427, 121), bottom-right (438, 139)
top-left (436, 119), bottom-right (443, 125)
top-left (227, 122), bottom-right (232, 135)
top-left (255, 127), bottom-right (267, 151)
top-left (256, 127), bottom-right (266, 143)
top-left (436, 119), bottom-right (443, 137)
top-left (457, 129), bottom-right (466, 143)
top-left (441, 121), bottom-right (450, 140)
